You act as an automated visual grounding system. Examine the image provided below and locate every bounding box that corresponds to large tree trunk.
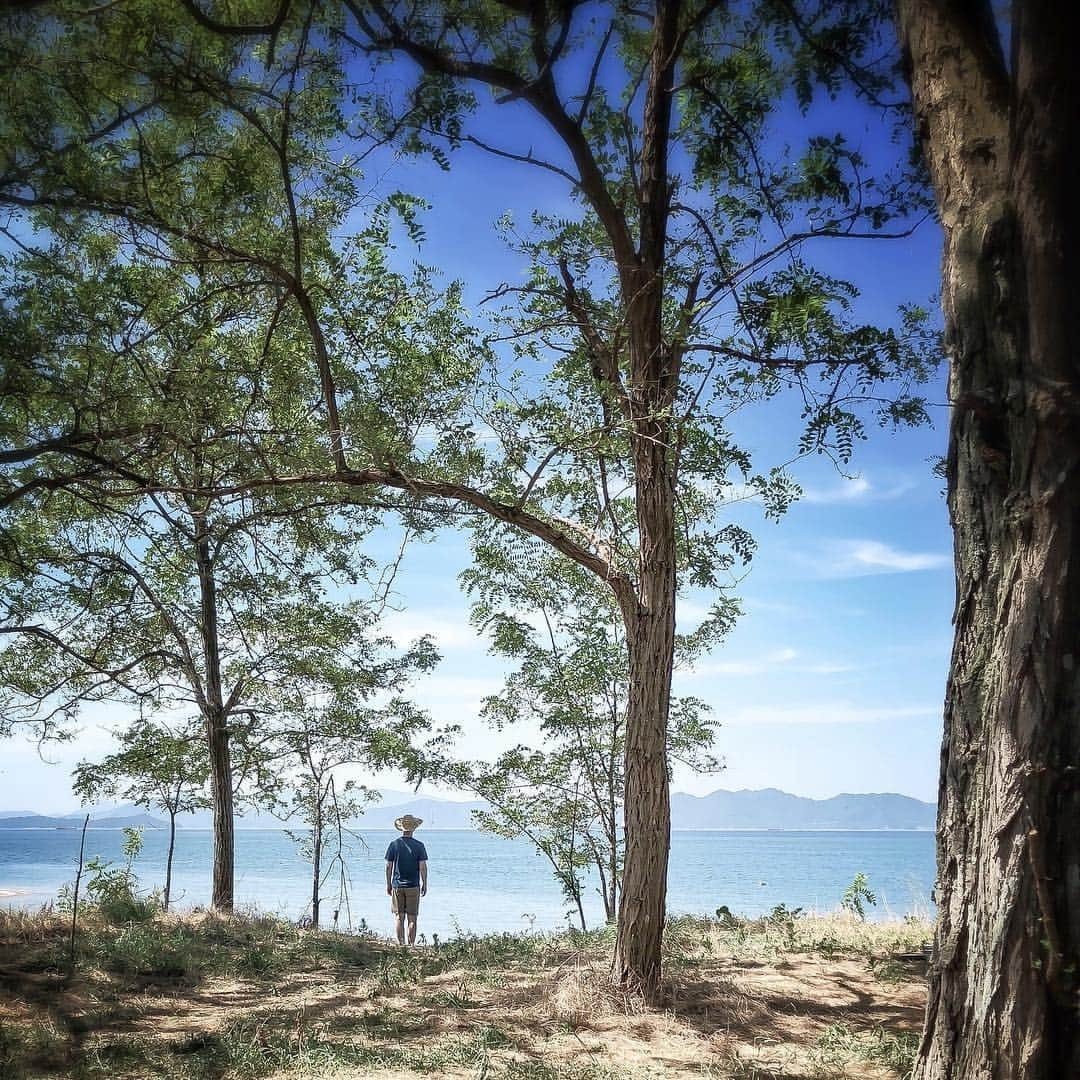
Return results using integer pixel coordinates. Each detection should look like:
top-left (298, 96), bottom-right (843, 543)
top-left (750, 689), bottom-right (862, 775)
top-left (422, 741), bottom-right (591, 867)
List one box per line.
top-left (613, 491), bottom-right (676, 993)
top-left (194, 511), bottom-right (235, 912)
top-left (205, 702), bottom-right (235, 911)
top-left (610, 0), bottom-right (682, 998)
top-left (897, 2), bottom-right (1080, 1075)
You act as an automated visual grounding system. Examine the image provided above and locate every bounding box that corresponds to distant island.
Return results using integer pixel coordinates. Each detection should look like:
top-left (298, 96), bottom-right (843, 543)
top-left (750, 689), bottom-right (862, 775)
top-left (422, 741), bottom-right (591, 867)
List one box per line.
top-left (0, 788), bottom-right (936, 832)
top-left (0, 812), bottom-right (167, 831)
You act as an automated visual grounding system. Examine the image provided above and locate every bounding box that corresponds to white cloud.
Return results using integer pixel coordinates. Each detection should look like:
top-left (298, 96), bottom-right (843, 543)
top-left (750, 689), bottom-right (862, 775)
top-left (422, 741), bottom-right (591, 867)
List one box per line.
top-left (382, 607), bottom-right (482, 651)
top-left (742, 597), bottom-right (805, 617)
top-left (716, 482), bottom-right (765, 505)
top-left (800, 476), bottom-right (872, 503)
top-left (682, 649), bottom-right (860, 679)
top-left (799, 474), bottom-right (917, 505)
top-left (685, 647), bottom-right (798, 677)
top-left (687, 476), bottom-right (769, 507)
top-left (845, 541), bottom-right (948, 573)
top-left (724, 702), bottom-right (940, 725)
top-left (410, 422), bottom-right (501, 446)
top-left (675, 598), bottom-right (720, 629)
top-left (813, 539), bottom-right (949, 578)
top-left (410, 674), bottom-right (504, 715)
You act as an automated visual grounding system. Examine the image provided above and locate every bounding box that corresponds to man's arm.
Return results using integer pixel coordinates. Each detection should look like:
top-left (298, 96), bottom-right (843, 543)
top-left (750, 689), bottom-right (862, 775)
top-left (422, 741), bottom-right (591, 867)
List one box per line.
top-left (419, 860), bottom-right (428, 896)
top-left (385, 859), bottom-right (393, 896)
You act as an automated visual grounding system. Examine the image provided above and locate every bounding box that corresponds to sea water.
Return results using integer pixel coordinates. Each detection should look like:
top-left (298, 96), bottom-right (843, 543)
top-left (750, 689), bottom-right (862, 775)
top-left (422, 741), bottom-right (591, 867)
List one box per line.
top-left (0, 828), bottom-right (934, 938)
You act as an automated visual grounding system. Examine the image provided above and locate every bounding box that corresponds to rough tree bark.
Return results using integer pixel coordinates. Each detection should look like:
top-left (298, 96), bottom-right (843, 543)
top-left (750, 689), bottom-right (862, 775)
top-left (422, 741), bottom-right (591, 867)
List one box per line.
top-left (194, 510), bottom-right (235, 912)
top-left (896, 1), bottom-right (1080, 1074)
top-left (334, 0), bottom-right (685, 994)
top-left (616, 562), bottom-right (675, 990)
top-left (609, 0), bottom-right (683, 994)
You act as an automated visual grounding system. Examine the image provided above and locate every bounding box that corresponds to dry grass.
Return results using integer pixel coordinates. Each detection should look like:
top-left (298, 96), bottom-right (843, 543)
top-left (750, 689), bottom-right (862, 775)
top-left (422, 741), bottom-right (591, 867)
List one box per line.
top-left (0, 907), bottom-right (932, 1079)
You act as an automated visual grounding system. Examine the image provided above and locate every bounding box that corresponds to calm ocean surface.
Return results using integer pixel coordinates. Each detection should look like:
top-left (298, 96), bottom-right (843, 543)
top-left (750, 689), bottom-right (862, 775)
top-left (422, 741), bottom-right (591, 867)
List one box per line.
top-left (0, 829), bottom-right (935, 938)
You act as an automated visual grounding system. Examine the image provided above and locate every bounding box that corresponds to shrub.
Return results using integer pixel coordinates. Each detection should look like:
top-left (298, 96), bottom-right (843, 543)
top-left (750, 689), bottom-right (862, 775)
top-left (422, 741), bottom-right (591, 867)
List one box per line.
top-left (59, 827), bottom-right (158, 924)
top-left (841, 872), bottom-right (878, 921)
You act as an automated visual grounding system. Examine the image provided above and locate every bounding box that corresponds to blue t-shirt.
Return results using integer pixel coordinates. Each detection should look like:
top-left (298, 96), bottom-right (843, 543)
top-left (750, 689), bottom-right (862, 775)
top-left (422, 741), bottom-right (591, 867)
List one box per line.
top-left (385, 836), bottom-right (428, 888)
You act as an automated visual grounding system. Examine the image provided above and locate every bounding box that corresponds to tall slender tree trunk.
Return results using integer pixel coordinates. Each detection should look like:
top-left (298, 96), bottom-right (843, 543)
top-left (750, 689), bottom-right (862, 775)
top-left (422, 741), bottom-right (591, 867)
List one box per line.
top-left (194, 511), bottom-right (235, 912)
top-left (164, 807), bottom-right (176, 913)
top-left (204, 703), bottom-right (234, 912)
top-left (897, 1), bottom-right (1080, 1074)
top-left (608, 843), bottom-right (618, 924)
top-left (311, 806), bottom-right (322, 929)
top-left (605, 744), bottom-right (620, 923)
top-left (610, 0), bottom-right (681, 996)
top-left (596, 859), bottom-right (611, 923)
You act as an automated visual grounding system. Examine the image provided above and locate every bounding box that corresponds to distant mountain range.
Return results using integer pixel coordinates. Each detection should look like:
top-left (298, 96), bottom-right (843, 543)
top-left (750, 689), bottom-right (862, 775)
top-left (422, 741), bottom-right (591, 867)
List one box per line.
top-left (0, 812), bottom-right (166, 831)
top-left (669, 788), bottom-right (936, 830)
top-left (0, 788), bottom-right (935, 832)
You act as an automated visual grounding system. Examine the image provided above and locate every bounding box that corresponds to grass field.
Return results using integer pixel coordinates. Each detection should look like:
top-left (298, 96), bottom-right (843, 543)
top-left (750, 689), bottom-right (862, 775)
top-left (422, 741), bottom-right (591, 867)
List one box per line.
top-left (0, 906), bottom-right (932, 1079)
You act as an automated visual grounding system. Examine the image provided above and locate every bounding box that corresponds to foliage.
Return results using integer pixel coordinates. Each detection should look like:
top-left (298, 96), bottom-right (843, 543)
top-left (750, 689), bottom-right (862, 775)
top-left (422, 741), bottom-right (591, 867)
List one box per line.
top-left (453, 535), bottom-right (724, 926)
top-left (666, 908), bottom-right (930, 969)
top-left (764, 902), bottom-right (805, 946)
top-left (841, 872), bottom-right (879, 920)
top-left (0, 4), bottom-right (469, 744)
top-left (72, 718), bottom-right (211, 910)
top-left (0, 0), bottom-right (940, 677)
top-left (0, 0), bottom-right (940, 979)
top-left (58, 826), bottom-right (158, 924)
top-left (267, 637), bottom-right (444, 928)
top-left (813, 1022), bottom-right (919, 1079)
top-left (72, 719), bottom-right (211, 825)
top-left (0, 235), bottom-right (391, 735)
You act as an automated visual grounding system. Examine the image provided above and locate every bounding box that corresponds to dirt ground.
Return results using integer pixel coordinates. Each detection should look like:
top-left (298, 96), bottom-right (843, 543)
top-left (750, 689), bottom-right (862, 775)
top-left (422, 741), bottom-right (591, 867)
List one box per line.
top-left (0, 910), bottom-right (929, 1079)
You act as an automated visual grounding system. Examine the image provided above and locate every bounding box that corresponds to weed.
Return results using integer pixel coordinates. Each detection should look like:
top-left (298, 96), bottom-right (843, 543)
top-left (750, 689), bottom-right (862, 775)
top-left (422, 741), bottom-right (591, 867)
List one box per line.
top-left (841, 872), bottom-right (878, 921)
top-left (862, 1025), bottom-right (920, 1077)
top-left (811, 1021), bottom-right (918, 1079)
top-left (500, 1060), bottom-right (633, 1080)
top-left (813, 931), bottom-right (844, 960)
top-left (0, 1018), bottom-right (67, 1079)
top-left (870, 955), bottom-right (913, 983)
top-left (429, 976), bottom-right (476, 1008)
top-left (765, 903), bottom-right (803, 946)
top-left (58, 827), bottom-right (160, 925)
top-left (91, 922), bottom-right (195, 978)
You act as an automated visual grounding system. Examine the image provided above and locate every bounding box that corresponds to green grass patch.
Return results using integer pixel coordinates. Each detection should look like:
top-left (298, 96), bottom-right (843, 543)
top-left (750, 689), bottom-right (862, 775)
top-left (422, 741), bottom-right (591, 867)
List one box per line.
top-left (0, 906), bottom-right (928, 1079)
top-left (811, 1021), bottom-right (920, 1079)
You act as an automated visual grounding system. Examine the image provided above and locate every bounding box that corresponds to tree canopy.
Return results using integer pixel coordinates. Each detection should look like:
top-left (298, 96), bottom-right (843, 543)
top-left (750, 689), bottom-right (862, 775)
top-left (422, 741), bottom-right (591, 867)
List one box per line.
top-left (1, 0), bottom-right (939, 988)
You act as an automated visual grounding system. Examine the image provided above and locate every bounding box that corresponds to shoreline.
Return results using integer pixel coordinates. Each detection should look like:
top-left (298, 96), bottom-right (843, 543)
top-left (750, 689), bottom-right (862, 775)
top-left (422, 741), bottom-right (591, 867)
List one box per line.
top-left (0, 825), bottom-right (935, 833)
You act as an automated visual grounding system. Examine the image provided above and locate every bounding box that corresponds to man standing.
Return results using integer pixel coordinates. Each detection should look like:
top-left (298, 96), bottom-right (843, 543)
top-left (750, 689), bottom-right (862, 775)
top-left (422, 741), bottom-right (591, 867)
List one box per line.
top-left (384, 814), bottom-right (428, 946)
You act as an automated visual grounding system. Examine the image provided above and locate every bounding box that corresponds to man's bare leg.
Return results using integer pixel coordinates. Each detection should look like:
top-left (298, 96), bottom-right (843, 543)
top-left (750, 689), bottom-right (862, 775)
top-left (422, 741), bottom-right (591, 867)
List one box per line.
top-left (407, 915), bottom-right (418, 945)
top-left (395, 913), bottom-right (406, 945)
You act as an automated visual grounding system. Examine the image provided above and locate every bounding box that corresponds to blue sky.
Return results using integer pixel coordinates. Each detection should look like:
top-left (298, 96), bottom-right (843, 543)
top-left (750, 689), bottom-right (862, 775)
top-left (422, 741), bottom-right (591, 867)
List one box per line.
top-left (1, 24), bottom-right (954, 812)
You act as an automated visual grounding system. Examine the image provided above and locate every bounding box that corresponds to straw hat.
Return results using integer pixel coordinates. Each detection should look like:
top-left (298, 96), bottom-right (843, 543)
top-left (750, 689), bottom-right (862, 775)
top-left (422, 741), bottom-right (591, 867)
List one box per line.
top-left (394, 813), bottom-right (423, 832)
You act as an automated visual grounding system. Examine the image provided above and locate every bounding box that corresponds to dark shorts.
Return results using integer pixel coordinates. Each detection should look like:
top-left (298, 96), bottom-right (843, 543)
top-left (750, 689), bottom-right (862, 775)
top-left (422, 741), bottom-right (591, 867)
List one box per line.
top-left (391, 887), bottom-right (420, 917)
